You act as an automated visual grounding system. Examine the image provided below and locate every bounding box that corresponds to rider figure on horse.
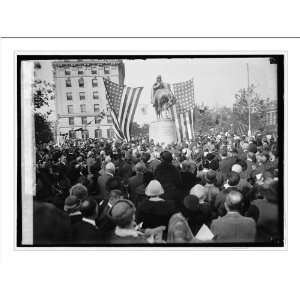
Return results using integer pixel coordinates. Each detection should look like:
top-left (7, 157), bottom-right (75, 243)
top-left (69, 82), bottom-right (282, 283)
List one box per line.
top-left (151, 75), bottom-right (176, 119)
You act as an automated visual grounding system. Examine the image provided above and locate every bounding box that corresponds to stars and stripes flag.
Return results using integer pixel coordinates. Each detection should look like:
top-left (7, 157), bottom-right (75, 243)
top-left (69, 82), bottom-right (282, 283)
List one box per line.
top-left (103, 78), bottom-right (143, 142)
top-left (170, 79), bottom-right (195, 142)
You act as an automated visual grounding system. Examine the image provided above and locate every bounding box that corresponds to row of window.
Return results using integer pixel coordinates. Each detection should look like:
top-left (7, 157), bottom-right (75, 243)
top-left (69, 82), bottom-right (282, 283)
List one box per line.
top-left (68, 115), bottom-right (112, 125)
top-left (66, 91), bottom-right (99, 101)
top-left (65, 66), bottom-right (112, 76)
top-left (65, 77), bottom-right (110, 88)
top-left (68, 128), bottom-right (114, 139)
top-left (67, 104), bottom-right (102, 114)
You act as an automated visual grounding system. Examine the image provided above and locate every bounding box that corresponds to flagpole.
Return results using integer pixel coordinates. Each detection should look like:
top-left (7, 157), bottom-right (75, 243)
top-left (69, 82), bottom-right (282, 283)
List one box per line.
top-left (247, 63), bottom-right (251, 137)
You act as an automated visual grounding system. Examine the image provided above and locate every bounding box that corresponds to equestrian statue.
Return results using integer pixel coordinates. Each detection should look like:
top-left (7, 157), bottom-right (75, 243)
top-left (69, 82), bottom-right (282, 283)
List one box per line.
top-left (151, 75), bottom-right (176, 119)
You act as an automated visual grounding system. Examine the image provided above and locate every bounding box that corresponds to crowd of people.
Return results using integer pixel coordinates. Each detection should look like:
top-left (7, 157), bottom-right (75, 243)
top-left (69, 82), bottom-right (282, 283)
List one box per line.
top-left (34, 131), bottom-right (281, 245)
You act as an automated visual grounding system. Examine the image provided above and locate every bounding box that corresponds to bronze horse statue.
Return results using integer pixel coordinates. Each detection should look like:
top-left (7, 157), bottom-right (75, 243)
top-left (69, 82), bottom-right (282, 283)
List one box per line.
top-left (152, 86), bottom-right (176, 119)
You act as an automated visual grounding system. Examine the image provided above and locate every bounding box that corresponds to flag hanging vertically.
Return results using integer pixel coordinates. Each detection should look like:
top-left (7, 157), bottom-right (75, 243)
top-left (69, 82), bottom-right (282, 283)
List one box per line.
top-left (170, 79), bottom-right (195, 142)
top-left (103, 78), bottom-right (143, 142)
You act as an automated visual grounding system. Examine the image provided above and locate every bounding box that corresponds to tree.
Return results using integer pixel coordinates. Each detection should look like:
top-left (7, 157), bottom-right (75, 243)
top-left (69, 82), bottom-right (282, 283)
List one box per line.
top-left (130, 122), bottom-right (149, 138)
top-left (194, 107), bottom-right (216, 135)
top-left (233, 84), bottom-right (267, 132)
top-left (33, 63), bottom-right (55, 144)
top-left (34, 113), bottom-right (53, 144)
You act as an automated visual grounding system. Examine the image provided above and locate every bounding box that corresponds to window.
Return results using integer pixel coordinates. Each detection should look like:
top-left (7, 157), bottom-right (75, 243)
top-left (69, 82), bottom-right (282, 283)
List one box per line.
top-left (69, 130), bottom-right (76, 139)
top-left (78, 69), bottom-right (84, 75)
top-left (92, 78), bottom-right (98, 87)
top-left (80, 104), bottom-right (86, 113)
top-left (93, 91), bottom-right (99, 100)
top-left (107, 128), bottom-right (114, 138)
top-left (66, 79), bottom-right (71, 87)
top-left (65, 69), bottom-right (71, 76)
top-left (94, 104), bottom-right (100, 113)
top-left (81, 116), bottom-right (87, 125)
top-left (91, 67), bottom-right (97, 75)
top-left (104, 66), bottom-right (110, 74)
top-left (95, 129), bottom-right (102, 138)
top-left (67, 105), bottom-right (73, 114)
top-left (66, 92), bottom-right (72, 101)
top-left (78, 77), bottom-right (84, 87)
top-left (82, 130), bottom-right (89, 139)
top-left (69, 117), bottom-right (74, 125)
top-left (79, 92), bottom-right (85, 100)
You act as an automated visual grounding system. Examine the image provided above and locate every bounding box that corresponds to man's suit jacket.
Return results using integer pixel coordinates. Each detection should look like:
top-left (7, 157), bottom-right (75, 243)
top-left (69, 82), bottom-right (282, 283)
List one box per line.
top-left (97, 172), bottom-right (113, 201)
top-left (211, 212), bottom-right (256, 242)
top-left (128, 173), bottom-right (144, 201)
top-left (72, 220), bottom-right (103, 244)
top-left (219, 157), bottom-right (237, 178)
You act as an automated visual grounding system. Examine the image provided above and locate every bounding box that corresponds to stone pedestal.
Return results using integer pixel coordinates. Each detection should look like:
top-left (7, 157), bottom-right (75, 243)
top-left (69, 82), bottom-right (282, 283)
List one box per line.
top-left (149, 119), bottom-right (177, 145)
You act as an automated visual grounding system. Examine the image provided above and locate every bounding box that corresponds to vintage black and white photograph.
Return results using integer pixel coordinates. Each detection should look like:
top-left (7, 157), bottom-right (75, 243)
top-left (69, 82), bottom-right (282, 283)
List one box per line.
top-left (17, 54), bottom-right (284, 247)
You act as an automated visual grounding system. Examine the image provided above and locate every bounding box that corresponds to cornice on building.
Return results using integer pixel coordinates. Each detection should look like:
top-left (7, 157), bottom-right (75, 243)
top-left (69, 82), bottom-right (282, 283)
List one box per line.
top-left (52, 59), bottom-right (124, 69)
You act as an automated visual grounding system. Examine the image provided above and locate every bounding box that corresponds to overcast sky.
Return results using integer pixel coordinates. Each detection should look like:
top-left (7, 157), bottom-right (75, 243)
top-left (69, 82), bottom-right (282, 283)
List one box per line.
top-left (37, 58), bottom-right (277, 125)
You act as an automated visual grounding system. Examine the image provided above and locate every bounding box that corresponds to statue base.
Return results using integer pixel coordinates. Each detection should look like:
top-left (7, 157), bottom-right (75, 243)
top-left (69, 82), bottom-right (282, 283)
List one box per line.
top-left (149, 119), bottom-right (177, 145)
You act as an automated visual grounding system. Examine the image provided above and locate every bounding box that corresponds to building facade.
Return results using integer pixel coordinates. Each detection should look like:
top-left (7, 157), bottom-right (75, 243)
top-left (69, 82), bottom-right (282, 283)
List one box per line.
top-left (265, 100), bottom-right (278, 133)
top-left (52, 60), bottom-right (125, 142)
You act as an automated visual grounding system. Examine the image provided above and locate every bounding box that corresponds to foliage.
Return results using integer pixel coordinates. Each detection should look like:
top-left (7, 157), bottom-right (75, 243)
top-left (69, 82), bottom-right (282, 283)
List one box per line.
top-left (33, 62), bottom-right (55, 144)
top-left (194, 107), bottom-right (216, 134)
top-left (233, 84), bottom-right (268, 131)
top-left (32, 79), bottom-right (55, 111)
top-left (131, 122), bottom-right (150, 137)
top-left (34, 113), bottom-right (53, 144)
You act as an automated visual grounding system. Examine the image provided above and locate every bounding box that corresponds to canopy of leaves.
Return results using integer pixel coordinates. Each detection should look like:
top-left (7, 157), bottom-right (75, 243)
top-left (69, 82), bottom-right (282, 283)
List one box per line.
top-left (32, 80), bottom-right (55, 110)
top-left (233, 84), bottom-right (268, 131)
top-left (131, 122), bottom-right (150, 138)
top-left (35, 113), bottom-right (53, 144)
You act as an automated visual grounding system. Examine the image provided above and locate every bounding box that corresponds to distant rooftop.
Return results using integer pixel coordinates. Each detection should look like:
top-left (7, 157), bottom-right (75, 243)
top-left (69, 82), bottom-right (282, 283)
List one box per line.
top-left (52, 59), bottom-right (124, 68)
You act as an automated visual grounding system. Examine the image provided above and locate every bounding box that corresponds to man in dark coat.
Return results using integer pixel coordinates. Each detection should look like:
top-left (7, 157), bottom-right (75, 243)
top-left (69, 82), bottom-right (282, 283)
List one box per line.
top-left (128, 162), bottom-right (145, 202)
top-left (97, 162), bottom-right (115, 201)
top-left (154, 151), bottom-right (183, 207)
top-left (71, 198), bottom-right (103, 244)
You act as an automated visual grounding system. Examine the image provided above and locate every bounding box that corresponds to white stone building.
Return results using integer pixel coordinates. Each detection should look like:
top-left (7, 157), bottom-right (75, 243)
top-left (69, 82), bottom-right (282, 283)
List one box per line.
top-left (52, 60), bottom-right (125, 143)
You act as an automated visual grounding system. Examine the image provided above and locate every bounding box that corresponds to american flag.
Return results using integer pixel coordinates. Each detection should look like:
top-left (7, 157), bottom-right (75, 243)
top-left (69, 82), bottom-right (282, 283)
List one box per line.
top-left (170, 79), bottom-right (195, 142)
top-left (103, 78), bottom-right (143, 142)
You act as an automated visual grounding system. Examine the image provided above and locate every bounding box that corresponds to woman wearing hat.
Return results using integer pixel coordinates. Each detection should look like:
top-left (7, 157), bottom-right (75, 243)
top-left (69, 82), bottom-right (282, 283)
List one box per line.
top-left (136, 180), bottom-right (177, 239)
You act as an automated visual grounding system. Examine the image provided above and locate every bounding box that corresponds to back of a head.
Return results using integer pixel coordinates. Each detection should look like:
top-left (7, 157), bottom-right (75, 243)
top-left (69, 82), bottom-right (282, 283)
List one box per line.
top-left (110, 200), bottom-right (135, 228)
top-left (141, 152), bottom-right (151, 164)
top-left (105, 162), bottom-right (115, 174)
top-left (209, 159), bottom-right (219, 171)
top-left (181, 160), bottom-right (192, 173)
top-left (225, 190), bottom-right (243, 212)
top-left (80, 198), bottom-right (97, 219)
top-left (263, 180), bottom-right (278, 204)
top-left (135, 162), bottom-right (146, 174)
top-left (143, 171), bottom-right (154, 186)
top-left (205, 170), bottom-right (217, 184)
top-left (160, 151), bottom-right (173, 164)
top-left (70, 183), bottom-right (88, 202)
top-left (109, 189), bottom-right (123, 205)
top-left (106, 176), bottom-right (122, 193)
top-left (228, 171), bottom-right (240, 187)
